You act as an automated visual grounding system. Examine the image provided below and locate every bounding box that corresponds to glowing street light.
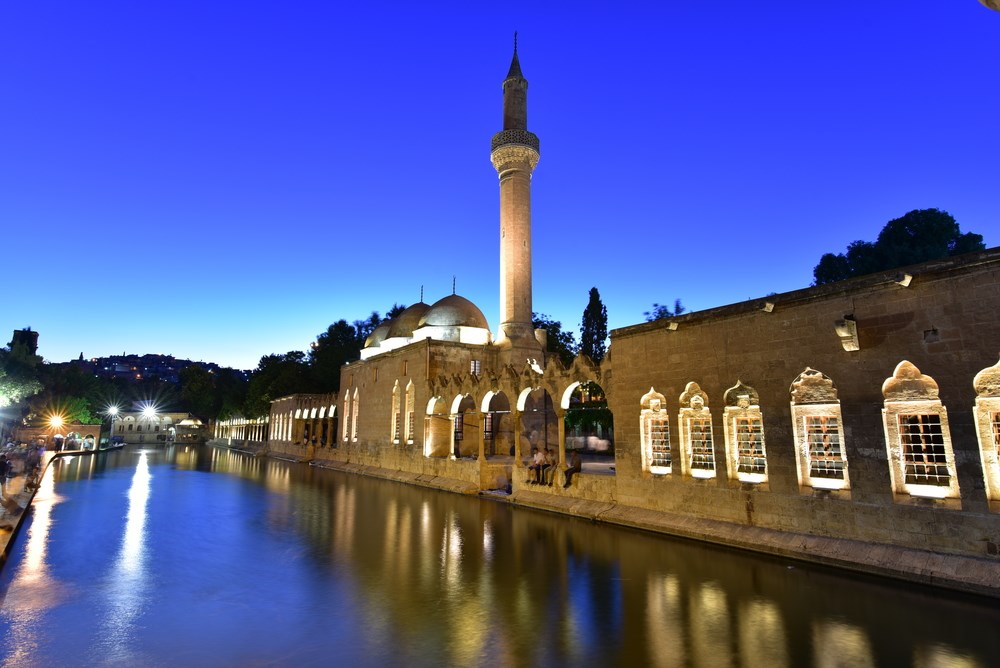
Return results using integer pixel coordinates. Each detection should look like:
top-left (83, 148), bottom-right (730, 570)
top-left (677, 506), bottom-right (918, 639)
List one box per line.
top-left (105, 405), bottom-right (120, 450)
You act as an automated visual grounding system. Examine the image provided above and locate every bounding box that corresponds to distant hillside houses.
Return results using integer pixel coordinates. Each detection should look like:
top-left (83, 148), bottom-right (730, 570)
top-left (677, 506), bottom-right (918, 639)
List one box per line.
top-left (53, 353), bottom-right (248, 384)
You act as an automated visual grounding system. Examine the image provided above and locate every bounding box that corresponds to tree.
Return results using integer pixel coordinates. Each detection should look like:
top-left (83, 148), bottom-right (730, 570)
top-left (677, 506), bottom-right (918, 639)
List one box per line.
top-left (813, 208), bottom-right (985, 285)
top-left (309, 319), bottom-right (361, 393)
top-left (244, 352), bottom-right (310, 417)
top-left (579, 287), bottom-right (608, 363)
top-left (644, 299), bottom-right (686, 322)
top-left (179, 365), bottom-right (218, 419)
top-left (532, 313), bottom-right (577, 367)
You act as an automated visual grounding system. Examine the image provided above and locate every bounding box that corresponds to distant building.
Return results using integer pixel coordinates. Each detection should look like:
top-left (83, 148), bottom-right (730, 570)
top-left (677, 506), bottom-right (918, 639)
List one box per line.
top-left (9, 328), bottom-right (38, 356)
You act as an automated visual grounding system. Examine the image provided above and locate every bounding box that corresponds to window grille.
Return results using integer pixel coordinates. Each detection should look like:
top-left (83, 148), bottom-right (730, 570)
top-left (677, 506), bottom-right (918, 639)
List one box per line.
top-left (898, 414), bottom-right (949, 486)
top-left (648, 416), bottom-right (670, 468)
top-left (688, 418), bottom-right (715, 471)
top-left (393, 413), bottom-right (401, 441)
top-left (454, 413), bottom-right (464, 441)
top-left (407, 411), bottom-right (415, 442)
top-left (483, 412), bottom-right (494, 439)
top-left (735, 417), bottom-right (766, 474)
top-left (806, 416), bottom-right (845, 479)
top-left (992, 412), bottom-right (1000, 457)
top-left (470, 359), bottom-right (481, 375)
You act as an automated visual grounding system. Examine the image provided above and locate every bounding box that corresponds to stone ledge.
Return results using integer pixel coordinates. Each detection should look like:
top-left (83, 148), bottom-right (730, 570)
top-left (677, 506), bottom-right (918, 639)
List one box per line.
top-left (309, 459), bottom-right (480, 495)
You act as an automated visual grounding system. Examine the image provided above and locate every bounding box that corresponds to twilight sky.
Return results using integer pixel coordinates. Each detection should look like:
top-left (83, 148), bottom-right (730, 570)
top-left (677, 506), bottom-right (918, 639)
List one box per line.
top-left (2, 2), bottom-right (997, 370)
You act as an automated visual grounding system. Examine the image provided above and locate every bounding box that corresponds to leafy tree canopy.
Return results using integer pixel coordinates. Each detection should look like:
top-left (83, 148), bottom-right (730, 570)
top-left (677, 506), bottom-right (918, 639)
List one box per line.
top-left (644, 299), bottom-right (686, 322)
top-left (533, 313), bottom-right (577, 367)
top-left (813, 208), bottom-right (985, 285)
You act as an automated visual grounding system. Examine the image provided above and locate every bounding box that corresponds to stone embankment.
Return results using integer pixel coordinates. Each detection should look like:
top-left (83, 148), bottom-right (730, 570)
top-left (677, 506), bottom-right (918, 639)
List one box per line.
top-left (0, 452), bottom-right (55, 563)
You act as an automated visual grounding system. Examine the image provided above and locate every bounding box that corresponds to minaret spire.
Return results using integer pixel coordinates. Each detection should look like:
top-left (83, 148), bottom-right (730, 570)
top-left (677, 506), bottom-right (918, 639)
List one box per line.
top-left (491, 38), bottom-right (542, 359)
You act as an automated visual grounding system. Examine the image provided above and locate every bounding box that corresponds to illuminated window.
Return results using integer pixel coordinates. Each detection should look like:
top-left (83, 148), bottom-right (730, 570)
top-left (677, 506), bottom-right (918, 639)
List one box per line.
top-left (723, 381), bottom-right (767, 484)
top-left (453, 413), bottom-right (464, 442)
top-left (973, 358), bottom-right (1000, 508)
top-left (898, 414), bottom-right (949, 486)
top-left (404, 381), bottom-right (415, 444)
top-left (881, 361), bottom-right (959, 500)
top-left (678, 382), bottom-right (716, 478)
top-left (640, 388), bottom-right (671, 474)
top-left (790, 368), bottom-right (850, 491)
top-left (470, 359), bottom-right (481, 375)
top-left (483, 412), bottom-right (494, 439)
top-left (343, 395), bottom-right (350, 442)
top-left (735, 417), bottom-right (765, 475)
top-left (391, 381), bottom-right (401, 443)
top-left (351, 389), bottom-right (359, 442)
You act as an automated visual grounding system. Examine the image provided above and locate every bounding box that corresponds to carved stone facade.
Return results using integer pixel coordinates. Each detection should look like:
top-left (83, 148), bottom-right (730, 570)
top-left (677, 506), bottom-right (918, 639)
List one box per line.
top-left (248, 47), bottom-right (1000, 595)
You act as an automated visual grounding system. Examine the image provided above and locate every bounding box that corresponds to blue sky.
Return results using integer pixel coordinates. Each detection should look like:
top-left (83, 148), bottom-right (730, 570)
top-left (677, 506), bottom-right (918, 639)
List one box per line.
top-left (2, 2), bottom-right (997, 370)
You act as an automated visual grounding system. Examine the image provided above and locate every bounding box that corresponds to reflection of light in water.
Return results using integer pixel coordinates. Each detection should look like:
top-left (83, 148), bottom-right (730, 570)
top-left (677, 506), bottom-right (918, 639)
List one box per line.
top-left (100, 452), bottom-right (152, 663)
top-left (482, 519), bottom-right (493, 562)
top-left (689, 582), bottom-right (730, 667)
top-left (646, 573), bottom-right (685, 668)
top-left (739, 597), bottom-right (788, 668)
top-left (440, 512), bottom-right (463, 587)
top-left (0, 465), bottom-right (64, 667)
top-left (914, 643), bottom-right (983, 668)
top-left (813, 619), bottom-right (875, 668)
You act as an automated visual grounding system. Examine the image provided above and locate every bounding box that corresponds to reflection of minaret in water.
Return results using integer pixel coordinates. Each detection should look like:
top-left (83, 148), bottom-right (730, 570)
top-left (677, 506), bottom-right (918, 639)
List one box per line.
top-left (491, 35), bottom-right (543, 360)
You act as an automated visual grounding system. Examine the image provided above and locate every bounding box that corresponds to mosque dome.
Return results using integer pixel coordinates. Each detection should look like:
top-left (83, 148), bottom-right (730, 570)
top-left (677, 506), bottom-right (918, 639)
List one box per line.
top-left (418, 294), bottom-right (490, 330)
top-left (385, 302), bottom-right (431, 339)
top-left (364, 322), bottom-right (392, 349)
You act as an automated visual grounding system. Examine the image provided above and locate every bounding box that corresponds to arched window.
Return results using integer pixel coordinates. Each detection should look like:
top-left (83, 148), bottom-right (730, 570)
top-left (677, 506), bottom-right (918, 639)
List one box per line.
top-left (678, 382), bottom-right (716, 479)
top-left (723, 381), bottom-right (767, 484)
top-left (974, 357), bottom-right (1000, 508)
top-left (640, 388), bottom-right (671, 474)
top-left (405, 380), bottom-right (415, 444)
top-left (351, 389), bottom-right (359, 442)
top-left (343, 394), bottom-right (351, 442)
top-left (881, 361), bottom-right (960, 500)
top-left (790, 368), bottom-right (849, 491)
top-left (391, 381), bottom-right (401, 443)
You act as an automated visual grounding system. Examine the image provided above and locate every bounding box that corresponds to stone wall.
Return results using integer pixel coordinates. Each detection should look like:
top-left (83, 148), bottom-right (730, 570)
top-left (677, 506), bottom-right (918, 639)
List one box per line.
top-left (607, 249), bottom-right (1000, 559)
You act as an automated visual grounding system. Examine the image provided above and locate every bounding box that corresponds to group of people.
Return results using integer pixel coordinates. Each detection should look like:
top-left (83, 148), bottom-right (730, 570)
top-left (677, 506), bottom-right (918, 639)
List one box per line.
top-left (0, 441), bottom-right (44, 501)
top-left (527, 447), bottom-right (582, 489)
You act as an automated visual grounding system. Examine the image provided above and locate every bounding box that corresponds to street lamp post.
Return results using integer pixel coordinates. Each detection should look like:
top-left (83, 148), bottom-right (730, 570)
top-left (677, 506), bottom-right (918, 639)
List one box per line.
top-left (106, 405), bottom-right (120, 450)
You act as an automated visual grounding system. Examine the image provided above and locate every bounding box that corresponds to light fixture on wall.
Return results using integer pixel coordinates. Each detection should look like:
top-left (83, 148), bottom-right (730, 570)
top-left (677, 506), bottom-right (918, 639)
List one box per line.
top-left (834, 316), bottom-right (860, 352)
top-left (895, 273), bottom-right (913, 287)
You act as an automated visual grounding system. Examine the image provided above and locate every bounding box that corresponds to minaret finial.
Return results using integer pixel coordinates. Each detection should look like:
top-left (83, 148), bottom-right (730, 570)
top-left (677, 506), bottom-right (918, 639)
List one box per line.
top-left (514, 31), bottom-right (518, 54)
top-left (420, 285), bottom-right (424, 302)
top-left (452, 276), bottom-right (456, 295)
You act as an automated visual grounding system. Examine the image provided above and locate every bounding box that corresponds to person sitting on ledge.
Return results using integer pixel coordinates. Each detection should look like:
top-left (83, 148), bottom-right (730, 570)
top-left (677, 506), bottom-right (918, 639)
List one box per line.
top-left (542, 449), bottom-right (557, 486)
top-left (528, 447), bottom-right (545, 484)
top-left (563, 449), bottom-right (582, 488)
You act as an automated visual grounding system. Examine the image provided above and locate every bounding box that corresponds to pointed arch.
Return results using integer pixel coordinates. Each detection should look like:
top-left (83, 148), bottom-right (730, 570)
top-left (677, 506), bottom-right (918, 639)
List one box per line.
top-left (790, 368), bottom-right (850, 492)
top-left (723, 380), bottom-right (767, 484)
top-left (678, 382), bottom-right (716, 479)
top-left (881, 361), bottom-right (959, 500)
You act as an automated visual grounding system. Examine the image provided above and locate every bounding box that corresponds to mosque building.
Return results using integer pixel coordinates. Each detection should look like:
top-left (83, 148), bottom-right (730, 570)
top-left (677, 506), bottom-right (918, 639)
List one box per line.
top-left (214, 44), bottom-right (1000, 596)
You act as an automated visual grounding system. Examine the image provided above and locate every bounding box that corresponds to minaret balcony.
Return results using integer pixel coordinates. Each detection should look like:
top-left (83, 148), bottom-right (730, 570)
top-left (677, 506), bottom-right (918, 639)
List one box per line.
top-left (491, 129), bottom-right (540, 153)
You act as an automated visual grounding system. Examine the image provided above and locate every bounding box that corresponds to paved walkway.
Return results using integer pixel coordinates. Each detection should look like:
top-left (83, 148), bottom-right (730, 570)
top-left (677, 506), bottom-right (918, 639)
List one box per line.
top-left (0, 451), bottom-right (60, 562)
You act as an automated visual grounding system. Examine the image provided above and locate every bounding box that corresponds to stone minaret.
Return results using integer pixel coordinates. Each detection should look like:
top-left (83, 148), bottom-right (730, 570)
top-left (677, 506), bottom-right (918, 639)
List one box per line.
top-left (491, 39), bottom-right (543, 359)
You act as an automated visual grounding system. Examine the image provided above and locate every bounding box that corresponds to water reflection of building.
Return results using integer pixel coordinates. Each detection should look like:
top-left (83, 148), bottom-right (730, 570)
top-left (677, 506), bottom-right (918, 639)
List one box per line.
top-left (212, 44), bottom-right (1000, 597)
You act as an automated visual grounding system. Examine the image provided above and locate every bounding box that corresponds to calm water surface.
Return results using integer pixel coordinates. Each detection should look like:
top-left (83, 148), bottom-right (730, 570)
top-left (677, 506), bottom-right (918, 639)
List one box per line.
top-left (1, 445), bottom-right (998, 667)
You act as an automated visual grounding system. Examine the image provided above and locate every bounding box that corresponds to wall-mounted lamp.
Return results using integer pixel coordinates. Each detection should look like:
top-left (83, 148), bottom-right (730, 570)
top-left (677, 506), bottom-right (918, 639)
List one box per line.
top-left (895, 273), bottom-right (913, 287)
top-left (834, 316), bottom-right (859, 352)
